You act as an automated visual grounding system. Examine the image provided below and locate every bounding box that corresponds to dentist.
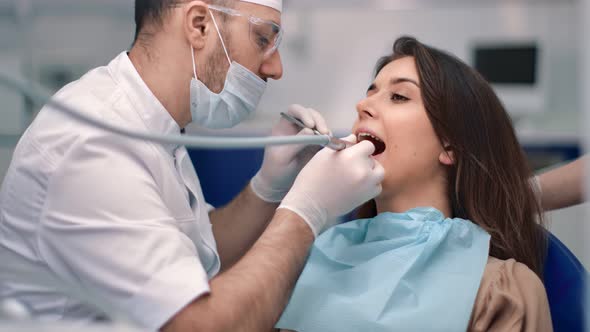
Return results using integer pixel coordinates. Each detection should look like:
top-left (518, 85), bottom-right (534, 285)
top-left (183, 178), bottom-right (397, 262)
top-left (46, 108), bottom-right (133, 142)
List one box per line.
top-left (0, 0), bottom-right (384, 331)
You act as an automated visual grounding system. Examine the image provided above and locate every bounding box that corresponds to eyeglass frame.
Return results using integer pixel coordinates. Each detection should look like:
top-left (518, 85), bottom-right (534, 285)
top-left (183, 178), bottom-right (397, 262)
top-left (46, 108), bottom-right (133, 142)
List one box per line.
top-left (207, 4), bottom-right (283, 60)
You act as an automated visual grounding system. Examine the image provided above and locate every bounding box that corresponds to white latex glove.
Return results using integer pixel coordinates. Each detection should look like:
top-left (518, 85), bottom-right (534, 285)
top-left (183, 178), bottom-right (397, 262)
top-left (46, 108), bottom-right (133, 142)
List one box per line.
top-left (278, 135), bottom-right (385, 237)
top-left (251, 104), bottom-right (331, 203)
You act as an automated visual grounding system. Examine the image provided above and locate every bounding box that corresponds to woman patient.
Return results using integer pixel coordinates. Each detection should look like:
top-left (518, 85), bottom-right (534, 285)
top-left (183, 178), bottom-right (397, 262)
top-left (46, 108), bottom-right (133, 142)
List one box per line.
top-left (276, 37), bottom-right (552, 332)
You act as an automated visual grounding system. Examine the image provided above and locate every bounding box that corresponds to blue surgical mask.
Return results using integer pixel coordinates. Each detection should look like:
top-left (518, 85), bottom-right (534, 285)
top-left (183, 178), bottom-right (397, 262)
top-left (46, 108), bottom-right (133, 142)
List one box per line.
top-left (189, 10), bottom-right (267, 129)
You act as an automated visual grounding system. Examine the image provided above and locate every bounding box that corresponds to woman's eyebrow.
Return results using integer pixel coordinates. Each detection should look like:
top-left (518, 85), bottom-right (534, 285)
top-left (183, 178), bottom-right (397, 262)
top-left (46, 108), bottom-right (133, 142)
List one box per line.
top-left (390, 77), bottom-right (420, 88)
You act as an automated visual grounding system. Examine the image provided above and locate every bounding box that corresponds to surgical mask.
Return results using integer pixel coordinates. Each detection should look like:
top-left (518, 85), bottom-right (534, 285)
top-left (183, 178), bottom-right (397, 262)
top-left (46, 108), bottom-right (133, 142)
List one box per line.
top-left (190, 10), bottom-right (267, 129)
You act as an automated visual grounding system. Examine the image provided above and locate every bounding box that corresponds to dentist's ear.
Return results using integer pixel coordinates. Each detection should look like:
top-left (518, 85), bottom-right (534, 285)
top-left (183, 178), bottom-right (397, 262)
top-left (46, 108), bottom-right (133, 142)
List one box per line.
top-left (439, 145), bottom-right (455, 166)
top-left (184, 1), bottom-right (211, 50)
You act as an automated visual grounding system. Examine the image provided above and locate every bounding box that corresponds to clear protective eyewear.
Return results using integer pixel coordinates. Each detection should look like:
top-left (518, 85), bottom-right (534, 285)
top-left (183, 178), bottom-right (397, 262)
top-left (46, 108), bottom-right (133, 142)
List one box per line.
top-left (208, 4), bottom-right (283, 60)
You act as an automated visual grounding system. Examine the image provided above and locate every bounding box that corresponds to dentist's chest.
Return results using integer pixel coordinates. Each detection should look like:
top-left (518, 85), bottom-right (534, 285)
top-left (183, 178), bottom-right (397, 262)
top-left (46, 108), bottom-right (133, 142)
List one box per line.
top-left (155, 146), bottom-right (220, 278)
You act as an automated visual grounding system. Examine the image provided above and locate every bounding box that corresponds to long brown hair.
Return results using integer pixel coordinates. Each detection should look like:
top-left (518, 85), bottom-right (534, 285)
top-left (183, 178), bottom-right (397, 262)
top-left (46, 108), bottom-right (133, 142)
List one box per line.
top-left (360, 36), bottom-right (546, 277)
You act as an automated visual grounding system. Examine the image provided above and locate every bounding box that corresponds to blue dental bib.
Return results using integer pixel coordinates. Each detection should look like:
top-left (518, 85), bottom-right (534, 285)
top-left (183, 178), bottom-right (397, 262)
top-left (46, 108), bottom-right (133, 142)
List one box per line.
top-left (277, 207), bottom-right (490, 332)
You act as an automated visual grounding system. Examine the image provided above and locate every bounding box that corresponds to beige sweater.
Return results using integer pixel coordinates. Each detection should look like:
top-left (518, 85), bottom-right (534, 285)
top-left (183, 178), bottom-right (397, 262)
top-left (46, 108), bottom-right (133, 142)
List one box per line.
top-left (468, 257), bottom-right (553, 332)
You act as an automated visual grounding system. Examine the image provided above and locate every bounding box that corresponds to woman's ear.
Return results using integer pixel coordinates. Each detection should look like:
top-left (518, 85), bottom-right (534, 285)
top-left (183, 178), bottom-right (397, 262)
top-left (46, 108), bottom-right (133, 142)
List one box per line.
top-left (184, 1), bottom-right (210, 50)
top-left (439, 145), bottom-right (455, 166)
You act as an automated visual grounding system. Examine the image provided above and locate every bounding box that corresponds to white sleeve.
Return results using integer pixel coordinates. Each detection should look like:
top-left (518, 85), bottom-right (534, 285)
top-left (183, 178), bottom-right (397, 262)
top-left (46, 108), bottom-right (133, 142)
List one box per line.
top-left (36, 134), bottom-right (209, 331)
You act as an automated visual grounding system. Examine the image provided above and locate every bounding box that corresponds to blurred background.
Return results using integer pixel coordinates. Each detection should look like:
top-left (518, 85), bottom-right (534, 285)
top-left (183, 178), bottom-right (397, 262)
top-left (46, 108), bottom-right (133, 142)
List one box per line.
top-left (0, 0), bottom-right (588, 268)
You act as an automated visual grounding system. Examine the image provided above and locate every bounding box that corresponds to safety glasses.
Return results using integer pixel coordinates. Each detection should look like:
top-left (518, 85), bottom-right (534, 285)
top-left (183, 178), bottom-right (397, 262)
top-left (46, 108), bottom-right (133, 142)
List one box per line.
top-left (208, 4), bottom-right (283, 60)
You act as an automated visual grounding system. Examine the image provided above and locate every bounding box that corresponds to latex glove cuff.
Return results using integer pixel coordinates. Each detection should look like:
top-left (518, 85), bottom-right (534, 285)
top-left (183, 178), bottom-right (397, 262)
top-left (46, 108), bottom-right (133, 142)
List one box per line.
top-left (278, 192), bottom-right (328, 238)
top-left (250, 171), bottom-right (289, 203)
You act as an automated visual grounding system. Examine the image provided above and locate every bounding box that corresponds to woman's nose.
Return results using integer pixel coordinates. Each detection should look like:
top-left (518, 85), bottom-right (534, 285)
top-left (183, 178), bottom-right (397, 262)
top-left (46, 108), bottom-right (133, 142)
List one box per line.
top-left (356, 98), bottom-right (377, 119)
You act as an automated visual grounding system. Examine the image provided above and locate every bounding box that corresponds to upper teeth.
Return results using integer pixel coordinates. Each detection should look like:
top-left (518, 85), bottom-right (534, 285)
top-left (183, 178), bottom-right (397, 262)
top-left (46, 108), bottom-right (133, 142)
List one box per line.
top-left (358, 132), bottom-right (382, 142)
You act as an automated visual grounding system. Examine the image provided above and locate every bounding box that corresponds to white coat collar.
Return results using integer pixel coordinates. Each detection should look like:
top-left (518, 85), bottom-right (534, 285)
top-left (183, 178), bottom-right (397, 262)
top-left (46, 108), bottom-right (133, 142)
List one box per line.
top-left (108, 51), bottom-right (181, 155)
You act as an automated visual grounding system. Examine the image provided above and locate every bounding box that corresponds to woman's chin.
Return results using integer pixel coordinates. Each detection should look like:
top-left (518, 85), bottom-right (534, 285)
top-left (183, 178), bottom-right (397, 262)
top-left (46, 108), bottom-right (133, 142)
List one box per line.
top-left (371, 150), bottom-right (386, 163)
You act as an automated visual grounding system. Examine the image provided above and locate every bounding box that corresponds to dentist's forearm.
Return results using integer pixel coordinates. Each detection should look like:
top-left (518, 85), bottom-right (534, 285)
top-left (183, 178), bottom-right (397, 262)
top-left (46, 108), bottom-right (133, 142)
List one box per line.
top-left (538, 156), bottom-right (586, 211)
top-left (210, 184), bottom-right (280, 271)
top-left (162, 209), bottom-right (314, 332)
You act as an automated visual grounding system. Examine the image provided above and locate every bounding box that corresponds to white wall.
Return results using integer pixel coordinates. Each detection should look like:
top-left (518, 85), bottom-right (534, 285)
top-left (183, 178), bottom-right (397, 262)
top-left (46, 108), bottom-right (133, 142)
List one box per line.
top-left (250, 2), bottom-right (580, 132)
top-left (0, 2), bottom-right (581, 133)
top-left (0, 8), bottom-right (135, 184)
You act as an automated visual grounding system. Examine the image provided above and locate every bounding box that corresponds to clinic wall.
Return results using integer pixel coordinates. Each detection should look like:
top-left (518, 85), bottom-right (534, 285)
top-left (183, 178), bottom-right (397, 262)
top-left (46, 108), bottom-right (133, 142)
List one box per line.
top-left (0, 11), bottom-right (135, 184)
top-left (251, 3), bottom-right (580, 132)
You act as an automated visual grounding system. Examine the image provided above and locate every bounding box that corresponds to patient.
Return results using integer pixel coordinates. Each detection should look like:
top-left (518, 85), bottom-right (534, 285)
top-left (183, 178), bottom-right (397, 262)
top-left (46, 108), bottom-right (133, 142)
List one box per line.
top-left (276, 37), bottom-right (552, 332)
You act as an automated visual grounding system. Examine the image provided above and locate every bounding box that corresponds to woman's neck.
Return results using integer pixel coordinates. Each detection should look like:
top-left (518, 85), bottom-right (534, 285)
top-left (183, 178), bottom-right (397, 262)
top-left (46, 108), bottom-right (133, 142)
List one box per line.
top-left (375, 180), bottom-right (452, 218)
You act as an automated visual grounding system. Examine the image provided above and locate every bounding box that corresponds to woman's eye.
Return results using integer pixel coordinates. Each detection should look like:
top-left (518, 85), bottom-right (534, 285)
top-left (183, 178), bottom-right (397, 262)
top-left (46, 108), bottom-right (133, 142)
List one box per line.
top-left (391, 93), bottom-right (409, 102)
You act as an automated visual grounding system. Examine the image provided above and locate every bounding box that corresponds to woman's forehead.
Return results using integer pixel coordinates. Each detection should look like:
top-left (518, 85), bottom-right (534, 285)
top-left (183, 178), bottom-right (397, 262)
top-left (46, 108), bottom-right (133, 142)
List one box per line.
top-left (376, 57), bottom-right (420, 85)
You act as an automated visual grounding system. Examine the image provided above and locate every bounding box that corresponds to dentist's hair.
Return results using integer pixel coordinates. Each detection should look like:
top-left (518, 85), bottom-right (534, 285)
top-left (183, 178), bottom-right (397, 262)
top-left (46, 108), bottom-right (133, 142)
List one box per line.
top-left (362, 36), bottom-right (547, 277)
top-left (134, 0), bottom-right (233, 43)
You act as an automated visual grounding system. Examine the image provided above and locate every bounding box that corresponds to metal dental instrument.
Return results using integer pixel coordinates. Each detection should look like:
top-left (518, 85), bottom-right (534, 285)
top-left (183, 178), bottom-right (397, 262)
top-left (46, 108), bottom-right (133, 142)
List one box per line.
top-left (280, 112), bottom-right (353, 151)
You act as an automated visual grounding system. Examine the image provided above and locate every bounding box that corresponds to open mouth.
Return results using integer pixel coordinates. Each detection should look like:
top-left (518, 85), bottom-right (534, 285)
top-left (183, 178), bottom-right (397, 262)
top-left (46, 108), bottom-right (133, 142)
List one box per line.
top-left (357, 132), bottom-right (386, 156)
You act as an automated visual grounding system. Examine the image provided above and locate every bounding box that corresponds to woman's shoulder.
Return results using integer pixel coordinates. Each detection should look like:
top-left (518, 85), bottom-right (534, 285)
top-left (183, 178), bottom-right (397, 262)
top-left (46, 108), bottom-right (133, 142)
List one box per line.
top-left (468, 257), bottom-right (553, 332)
top-left (482, 257), bottom-right (541, 285)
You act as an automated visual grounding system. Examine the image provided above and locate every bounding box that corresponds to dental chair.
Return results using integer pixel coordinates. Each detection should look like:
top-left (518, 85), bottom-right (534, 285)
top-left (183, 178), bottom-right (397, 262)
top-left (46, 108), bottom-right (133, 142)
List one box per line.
top-left (544, 232), bottom-right (587, 332)
top-left (189, 148), bottom-right (263, 207)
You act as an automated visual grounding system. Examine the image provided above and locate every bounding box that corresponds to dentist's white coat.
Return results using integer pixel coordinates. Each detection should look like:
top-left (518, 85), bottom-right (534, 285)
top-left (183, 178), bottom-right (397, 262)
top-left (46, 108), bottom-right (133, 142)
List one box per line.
top-left (0, 52), bottom-right (220, 331)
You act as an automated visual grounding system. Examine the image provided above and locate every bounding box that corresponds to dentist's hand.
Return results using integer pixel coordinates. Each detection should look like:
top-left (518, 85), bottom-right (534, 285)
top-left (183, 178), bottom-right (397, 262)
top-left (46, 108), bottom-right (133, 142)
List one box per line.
top-left (251, 104), bottom-right (331, 203)
top-left (278, 135), bottom-right (385, 237)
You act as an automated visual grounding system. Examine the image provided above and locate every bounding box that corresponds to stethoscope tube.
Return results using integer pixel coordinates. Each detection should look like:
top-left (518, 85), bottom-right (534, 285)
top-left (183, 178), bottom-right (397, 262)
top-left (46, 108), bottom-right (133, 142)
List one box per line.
top-left (0, 72), bottom-right (332, 149)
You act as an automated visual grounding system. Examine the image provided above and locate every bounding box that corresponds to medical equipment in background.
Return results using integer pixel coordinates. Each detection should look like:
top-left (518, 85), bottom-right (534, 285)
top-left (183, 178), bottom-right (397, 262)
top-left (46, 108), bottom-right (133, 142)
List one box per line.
top-left (472, 42), bottom-right (545, 115)
top-left (0, 72), bottom-right (341, 150)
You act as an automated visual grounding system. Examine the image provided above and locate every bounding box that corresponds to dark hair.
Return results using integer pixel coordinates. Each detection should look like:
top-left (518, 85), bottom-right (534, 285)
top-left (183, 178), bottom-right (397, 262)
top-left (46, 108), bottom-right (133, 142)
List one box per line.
top-left (134, 0), bottom-right (232, 43)
top-left (361, 36), bottom-right (547, 277)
